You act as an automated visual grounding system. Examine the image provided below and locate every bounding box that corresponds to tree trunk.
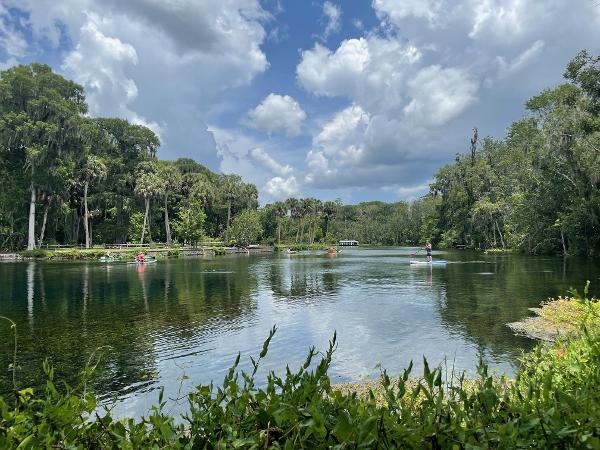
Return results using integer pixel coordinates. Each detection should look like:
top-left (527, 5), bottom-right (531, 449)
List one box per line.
top-left (495, 221), bottom-right (505, 249)
top-left (73, 210), bottom-right (80, 244)
top-left (277, 221), bottom-right (281, 244)
top-left (84, 181), bottom-right (90, 249)
top-left (141, 196), bottom-right (150, 245)
top-left (295, 220), bottom-right (300, 243)
top-left (560, 229), bottom-right (567, 256)
top-left (227, 202), bottom-right (232, 229)
top-left (164, 194), bottom-right (171, 246)
top-left (27, 182), bottom-right (36, 250)
top-left (38, 200), bottom-right (49, 248)
top-left (116, 197), bottom-right (124, 243)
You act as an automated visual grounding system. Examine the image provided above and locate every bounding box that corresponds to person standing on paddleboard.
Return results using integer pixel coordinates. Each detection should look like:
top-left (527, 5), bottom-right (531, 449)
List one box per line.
top-left (426, 242), bottom-right (432, 262)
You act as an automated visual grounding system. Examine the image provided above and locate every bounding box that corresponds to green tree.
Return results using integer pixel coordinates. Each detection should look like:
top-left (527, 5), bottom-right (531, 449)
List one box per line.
top-left (157, 161), bottom-right (182, 246)
top-left (219, 174), bottom-right (243, 229)
top-left (224, 210), bottom-right (263, 246)
top-left (0, 64), bottom-right (87, 249)
top-left (173, 199), bottom-right (206, 246)
top-left (134, 161), bottom-right (162, 244)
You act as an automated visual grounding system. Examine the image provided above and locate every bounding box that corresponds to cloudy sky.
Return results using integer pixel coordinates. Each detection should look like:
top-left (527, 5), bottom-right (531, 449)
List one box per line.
top-left (1, 1), bottom-right (599, 204)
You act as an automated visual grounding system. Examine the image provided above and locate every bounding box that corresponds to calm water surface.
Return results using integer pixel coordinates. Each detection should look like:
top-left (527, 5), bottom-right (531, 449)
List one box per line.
top-left (0, 248), bottom-right (598, 417)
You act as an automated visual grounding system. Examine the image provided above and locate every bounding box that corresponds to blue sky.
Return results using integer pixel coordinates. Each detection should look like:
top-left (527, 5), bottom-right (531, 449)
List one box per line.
top-left (1, 0), bottom-right (600, 204)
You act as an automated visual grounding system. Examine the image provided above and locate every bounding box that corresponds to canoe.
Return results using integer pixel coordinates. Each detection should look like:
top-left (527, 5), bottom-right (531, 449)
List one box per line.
top-left (409, 260), bottom-right (448, 265)
top-left (98, 257), bottom-right (122, 263)
top-left (128, 259), bottom-right (157, 265)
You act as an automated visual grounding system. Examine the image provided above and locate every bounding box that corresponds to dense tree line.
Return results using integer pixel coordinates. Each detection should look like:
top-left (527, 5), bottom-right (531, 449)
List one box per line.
top-left (0, 64), bottom-right (257, 250)
top-left (2, 52), bottom-right (599, 255)
top-left (429, 51), bottom-right (600, 255)
top-left (260, 197), bottom-right (437, 247)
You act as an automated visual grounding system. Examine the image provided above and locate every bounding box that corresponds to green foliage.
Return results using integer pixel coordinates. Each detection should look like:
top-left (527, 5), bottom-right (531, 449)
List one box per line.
top-left (172, 200), bottom-right (206, 246)
top-left (167, 247), bottom-right (182, 257)
top-left (1, 300), bottom-right (600, 448)
top-left (0, 64), bottom-right (259, 251)
top-left (224, 210), bottom-right (263, 246)
top-left (127, 212), bottom-right (145, 244)
top-left (263, 197), bottom-right (437, 247)
top-left (430, 51), bottom-right (600, 255)
top-left (3, 53), bottom-right (600, 255)
top-left (19, 249), bottom-right (49, 258)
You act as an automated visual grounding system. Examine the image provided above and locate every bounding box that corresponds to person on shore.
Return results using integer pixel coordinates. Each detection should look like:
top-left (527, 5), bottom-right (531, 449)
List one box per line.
top-left (425, 242), bottom-right (432, 262)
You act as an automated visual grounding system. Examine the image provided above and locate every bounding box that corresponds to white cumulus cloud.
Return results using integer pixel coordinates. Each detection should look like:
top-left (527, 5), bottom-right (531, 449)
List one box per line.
top-left (373, 0), bottom-right (442, 24)
top-left (264, 176), bottom-right (299, 200)
top-left (250, 148), bottom-right (294, 176)
top-left (61, 16), bottom-right (165, 137)
top-left (246, 94), bottom-right (306, 137)
top-left (322, 2), bottom-right (342, 39)
top-left (403, 65), bottom-right (479, 127)
top-left (298, 34), bottom-right (479, 188)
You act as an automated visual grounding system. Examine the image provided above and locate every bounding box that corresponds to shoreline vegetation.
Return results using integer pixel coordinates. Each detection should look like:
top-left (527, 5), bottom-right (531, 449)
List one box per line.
top-left (2, 51), bottom-right (600, 256)
top-left (336, 284), bottom-right (599, 397)
top-left (508, 282), bottom-right (600, 342)
top-left (1, 289), bottom-right (599, 448)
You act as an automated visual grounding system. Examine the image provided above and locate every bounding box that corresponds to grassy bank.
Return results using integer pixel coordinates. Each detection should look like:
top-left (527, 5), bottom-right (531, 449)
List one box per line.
top-left (508, 282), bottom-right (599, 341)
top-left (18, 246), bottom-right (227, 260)
top-left (1, 291), bottom-right (600, 448)
top-left (274, 243), bottom-right (332, 252)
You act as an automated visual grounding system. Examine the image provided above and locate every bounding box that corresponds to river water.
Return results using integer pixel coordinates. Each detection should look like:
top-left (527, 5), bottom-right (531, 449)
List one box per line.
top-left (0, 248), bottom-right (598, 417)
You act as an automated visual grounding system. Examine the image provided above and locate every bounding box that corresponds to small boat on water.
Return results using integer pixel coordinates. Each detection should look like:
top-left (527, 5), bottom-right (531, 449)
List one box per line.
top-left (128, 258), bottom-right (157, 265)
top-left (409, 260), bottom-right (447, 265)
top-left (283, 248), bottom-right (298, 254)
top-left (98, 256), bottom-right (123, 263)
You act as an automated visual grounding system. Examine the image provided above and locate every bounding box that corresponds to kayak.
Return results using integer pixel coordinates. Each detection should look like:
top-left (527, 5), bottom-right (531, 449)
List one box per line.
top-left (128, 259), bottom-right (157, 265)
top-left (410, 260), bottom-right (448, 265)
top-left (98, 256), bottom-right (122, 263)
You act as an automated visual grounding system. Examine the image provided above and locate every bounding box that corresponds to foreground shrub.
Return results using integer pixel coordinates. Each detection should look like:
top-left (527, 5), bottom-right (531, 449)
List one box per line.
top-left (1, 301), bottom-right (600, 448)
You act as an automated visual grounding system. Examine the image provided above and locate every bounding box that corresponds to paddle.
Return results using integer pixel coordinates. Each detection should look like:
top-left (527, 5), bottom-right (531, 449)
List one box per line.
top-left (408, 248), bottom-right (423, 256)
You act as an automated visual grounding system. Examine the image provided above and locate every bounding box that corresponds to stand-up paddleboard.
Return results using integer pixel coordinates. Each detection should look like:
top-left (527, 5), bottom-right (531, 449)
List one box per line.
top-left (409, 260), bottom-right (447, 265)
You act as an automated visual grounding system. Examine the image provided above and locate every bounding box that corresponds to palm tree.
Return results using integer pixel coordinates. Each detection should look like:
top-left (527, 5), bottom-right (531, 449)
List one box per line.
top-left (322, 199), bottom-right (341, 237)
top-left (190, 177), bottom-right (216, 209)
top-left (309, 199), bottom-right (323, 244)
top-left (272, 201), bottom-right (287, 244)
top-left (24, 146), bottom-right (45, 250)
top-left (157, 161), bottom-right (182, 246)
top-left (219, 174), bottom-right (243, 229)
top-left (134, 161), bottom-right (162, 245)
top-left (81, 155), bottom-right (108, 248)
top-left (299, 198), bottom-right (312, 243)
top-left (285, 198), bottom-right (301, 243)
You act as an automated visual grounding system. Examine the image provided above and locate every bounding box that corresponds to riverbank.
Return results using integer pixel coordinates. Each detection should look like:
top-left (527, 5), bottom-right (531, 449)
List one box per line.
top-left (507, 285), bottom-right (599, 341)
top-left (4, 245), bottom-right (275, 261)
